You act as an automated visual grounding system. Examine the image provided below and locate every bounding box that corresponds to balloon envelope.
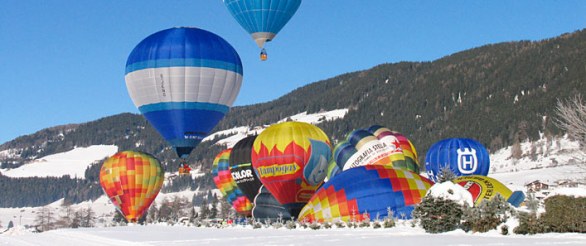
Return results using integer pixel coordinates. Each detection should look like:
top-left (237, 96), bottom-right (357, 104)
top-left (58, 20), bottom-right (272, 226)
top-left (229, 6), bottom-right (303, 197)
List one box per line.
top-left (425, 138), bottom-right (490, 182)
top-left (330, 125), bottom-right (420, 178)
top-left (252, 185), bottom-right (292, 220)
top-left (229, 135), bottom-right (263, 202)
top-left (125, 27), bottom-right (243, 158)
top-left (452, 175), bottom-right (525, 207)
top-left (224, 0), bottom-right (302, 48)
top-left (212, 149), bottom-right (253, 216)
top-left (99, 151), bottom-right (164, 222)
top-left (251, 121), bottom-right (331, 217)
top-left (299, 165), bottom-right (433, 222)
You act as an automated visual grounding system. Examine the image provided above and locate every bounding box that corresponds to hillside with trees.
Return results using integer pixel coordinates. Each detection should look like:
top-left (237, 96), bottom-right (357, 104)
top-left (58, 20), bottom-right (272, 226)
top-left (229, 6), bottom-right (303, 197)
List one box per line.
top-left (1, 29), bottom-right (585, 207)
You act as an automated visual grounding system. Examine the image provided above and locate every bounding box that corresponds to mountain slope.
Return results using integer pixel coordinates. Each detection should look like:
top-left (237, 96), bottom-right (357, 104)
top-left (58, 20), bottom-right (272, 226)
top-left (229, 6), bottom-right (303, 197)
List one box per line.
top-left (1, 29), bottom-right (586, 207)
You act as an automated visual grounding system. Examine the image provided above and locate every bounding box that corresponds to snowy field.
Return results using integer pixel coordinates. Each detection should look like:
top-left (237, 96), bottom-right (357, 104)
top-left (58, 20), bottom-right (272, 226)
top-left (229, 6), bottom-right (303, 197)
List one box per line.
top-left (2, 224), bottom-right (586, 246)
top-left (0, 145), bottom-right (118, 179)
top-left (0, 109), bottom-right (585, 245)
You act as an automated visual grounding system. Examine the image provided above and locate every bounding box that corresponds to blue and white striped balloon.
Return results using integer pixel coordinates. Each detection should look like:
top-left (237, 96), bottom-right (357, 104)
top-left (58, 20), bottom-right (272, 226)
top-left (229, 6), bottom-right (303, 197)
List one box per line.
top-left (224, 0), bottom-right (302, 48)
top-left (125, 27), bottom-right (243, 158)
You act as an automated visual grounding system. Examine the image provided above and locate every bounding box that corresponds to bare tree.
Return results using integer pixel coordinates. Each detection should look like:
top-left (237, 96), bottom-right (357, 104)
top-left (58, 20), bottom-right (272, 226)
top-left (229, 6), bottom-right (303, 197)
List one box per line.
top-left (554, 94), bottom-right (586, 173)
top-left (80, 206), bottom-right (96, 227)
top-left (554, 94), bottom-right (586, 149)
top-left (54, 204), bottom-right (75, 229)
top-left (511, 139), bottom-right (523, 160)
top-left (34, 206), bottom-right (56, 232)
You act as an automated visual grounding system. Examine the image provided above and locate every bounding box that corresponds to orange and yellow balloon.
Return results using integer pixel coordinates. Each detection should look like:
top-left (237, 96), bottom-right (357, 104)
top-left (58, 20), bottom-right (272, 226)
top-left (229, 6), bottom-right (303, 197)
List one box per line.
top-left (99, 151), bottom-right (164, 222)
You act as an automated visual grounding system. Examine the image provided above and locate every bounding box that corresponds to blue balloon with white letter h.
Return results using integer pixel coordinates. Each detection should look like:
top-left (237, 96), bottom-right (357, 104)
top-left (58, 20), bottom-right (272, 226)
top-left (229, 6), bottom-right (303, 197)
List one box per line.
top-left (424, 138), bottom-right (490, 182)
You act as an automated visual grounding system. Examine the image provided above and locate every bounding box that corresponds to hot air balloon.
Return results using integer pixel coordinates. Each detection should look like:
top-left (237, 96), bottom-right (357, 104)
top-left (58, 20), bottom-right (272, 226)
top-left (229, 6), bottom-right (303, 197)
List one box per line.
top-left (224, 0), bottom-right (302, 60)
top-left (368, 125), bottom-right (419, 172)
top-left (99, 151), bottom-right (164, 223)
top-left (452, 175), bottom-right (526, 207)
top-left (228, 135), bottom-right (263, 202)
top-left (299, 165), bottom-right (434, 223)
top-left (212, 149), bottom-right (253, 216)
top-left (252, 185), bottom-right (292, 220)
top-left (124, 27), bottom-right (243, 170)
top-left (251, 121), bottom-right (331, 217)
top-left (425, 138), bottom-right (490, 182)
top-left (329, 125), bottom-right (420, 178)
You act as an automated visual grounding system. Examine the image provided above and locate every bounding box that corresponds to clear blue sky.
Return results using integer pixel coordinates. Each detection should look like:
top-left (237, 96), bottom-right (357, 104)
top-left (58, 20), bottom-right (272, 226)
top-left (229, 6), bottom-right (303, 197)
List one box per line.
top-left (1, 0), bottom-right (585, 144)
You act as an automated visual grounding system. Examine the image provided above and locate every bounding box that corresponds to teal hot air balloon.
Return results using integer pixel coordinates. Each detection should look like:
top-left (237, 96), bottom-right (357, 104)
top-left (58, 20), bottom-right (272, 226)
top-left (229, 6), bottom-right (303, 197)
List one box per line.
top-left (125, 27), bottom-right (243, 160)
top-left (224, 0), bottom-right (302, 60)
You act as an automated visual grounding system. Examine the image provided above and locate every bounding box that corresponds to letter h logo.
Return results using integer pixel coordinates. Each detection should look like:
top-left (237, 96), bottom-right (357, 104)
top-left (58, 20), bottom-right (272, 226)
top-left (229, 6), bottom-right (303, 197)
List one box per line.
top-left (457, 148), bottom-right (477, 174)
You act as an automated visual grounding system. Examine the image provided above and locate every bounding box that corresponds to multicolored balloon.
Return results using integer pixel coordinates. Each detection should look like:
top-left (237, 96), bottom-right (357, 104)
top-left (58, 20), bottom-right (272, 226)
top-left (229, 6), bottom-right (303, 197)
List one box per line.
top-left (229, 135), bottom-right (263, 202)
top-left (99, 151), bottom-right (164, 223)
top-left (299, 165), bottom-right (434, 222)
top-left (368, 125), bottom-right (419, 172)
top-left (425, 138), bottom-right (490, 182)
top-left (329, 125), bottom-right (420, 179)
top-left (125, 27), bottom-right (243, 159)
top-left (212, 149), bottom-right (253, 216)
top-left (251, 121), bottom-right (331, 217)
top-left (224, 0), bottom-right (302, 49)
top-left (452, 175), bottom-right (525, 207)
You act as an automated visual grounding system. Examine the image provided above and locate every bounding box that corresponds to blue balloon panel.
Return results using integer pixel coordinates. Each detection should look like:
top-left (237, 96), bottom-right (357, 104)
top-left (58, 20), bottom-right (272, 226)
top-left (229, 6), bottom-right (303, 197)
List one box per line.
top-left (425, 138), bottom-right (490, 182)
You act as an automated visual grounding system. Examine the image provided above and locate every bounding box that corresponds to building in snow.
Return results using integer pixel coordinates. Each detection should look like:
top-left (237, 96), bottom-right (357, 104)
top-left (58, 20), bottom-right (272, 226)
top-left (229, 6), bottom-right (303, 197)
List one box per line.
top-left (525, 180), bottom-right (549, 192)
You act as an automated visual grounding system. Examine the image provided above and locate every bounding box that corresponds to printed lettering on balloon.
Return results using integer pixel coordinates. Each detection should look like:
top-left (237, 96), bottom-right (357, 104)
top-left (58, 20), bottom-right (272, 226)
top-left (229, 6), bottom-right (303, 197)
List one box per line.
top-left (457, 148), bottom-right (478, 174)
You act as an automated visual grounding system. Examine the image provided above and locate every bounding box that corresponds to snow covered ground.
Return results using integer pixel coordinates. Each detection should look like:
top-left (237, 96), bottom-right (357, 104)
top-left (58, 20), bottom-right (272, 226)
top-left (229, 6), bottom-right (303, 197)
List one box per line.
top-left (488, 135), bottom-right (585, 191)
top-left (1, 224), bottom-right (586, 246)
top-left (202, 109), bottom-right (349, 148)
top-left (0, 109), bottom-right (585, 245)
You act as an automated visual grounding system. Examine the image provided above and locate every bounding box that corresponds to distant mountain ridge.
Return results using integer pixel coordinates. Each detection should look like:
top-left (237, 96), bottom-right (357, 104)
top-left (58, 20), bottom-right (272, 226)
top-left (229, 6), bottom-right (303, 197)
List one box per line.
top-left (1, 29), bottom-right (585, 207)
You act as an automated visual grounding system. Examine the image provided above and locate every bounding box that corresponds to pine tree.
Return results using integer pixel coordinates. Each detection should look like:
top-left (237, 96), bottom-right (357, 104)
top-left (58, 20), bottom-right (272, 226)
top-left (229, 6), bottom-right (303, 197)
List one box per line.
top-left (525, 192), bottom-right (540, 213)
top-left (158, 199), bottom-right (173, 222)
top-left (412, 195), bottom-right (463, 233)
top-left (199, 199), bottom-right (210, 219)
top-left (514, 211), bottom-right (543, 234)
top-left (170, 195), bottom-right (190, 221)
top-left (219, 198), bottom-right (234, 219)
top-left (112, 210), bottom-right (126, 224)
top-left (437, 166), bottom-right (457, 183)
top-left (461, 195), bottom-right (513, 232)
top-left (189, 207), bottom-right (199, 224)
top-left (146, 202), bottom-right (159, 224)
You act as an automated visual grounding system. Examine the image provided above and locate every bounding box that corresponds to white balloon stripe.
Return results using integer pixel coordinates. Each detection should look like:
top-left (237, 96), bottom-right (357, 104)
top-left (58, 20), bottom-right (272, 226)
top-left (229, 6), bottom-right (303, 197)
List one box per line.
top-left (125, 67), bottom-right (243, 108)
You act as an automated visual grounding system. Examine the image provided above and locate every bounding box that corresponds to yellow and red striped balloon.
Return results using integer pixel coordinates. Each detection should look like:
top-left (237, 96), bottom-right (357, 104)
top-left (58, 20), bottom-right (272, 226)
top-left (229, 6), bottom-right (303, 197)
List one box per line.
top-left (99, 151), bottom-right (164, 223)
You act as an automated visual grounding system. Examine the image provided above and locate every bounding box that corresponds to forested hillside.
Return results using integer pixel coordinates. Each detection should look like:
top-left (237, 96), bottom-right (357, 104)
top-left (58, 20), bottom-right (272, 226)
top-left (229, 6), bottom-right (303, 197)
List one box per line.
top-left (1, 29), bottom-right (585, 207)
